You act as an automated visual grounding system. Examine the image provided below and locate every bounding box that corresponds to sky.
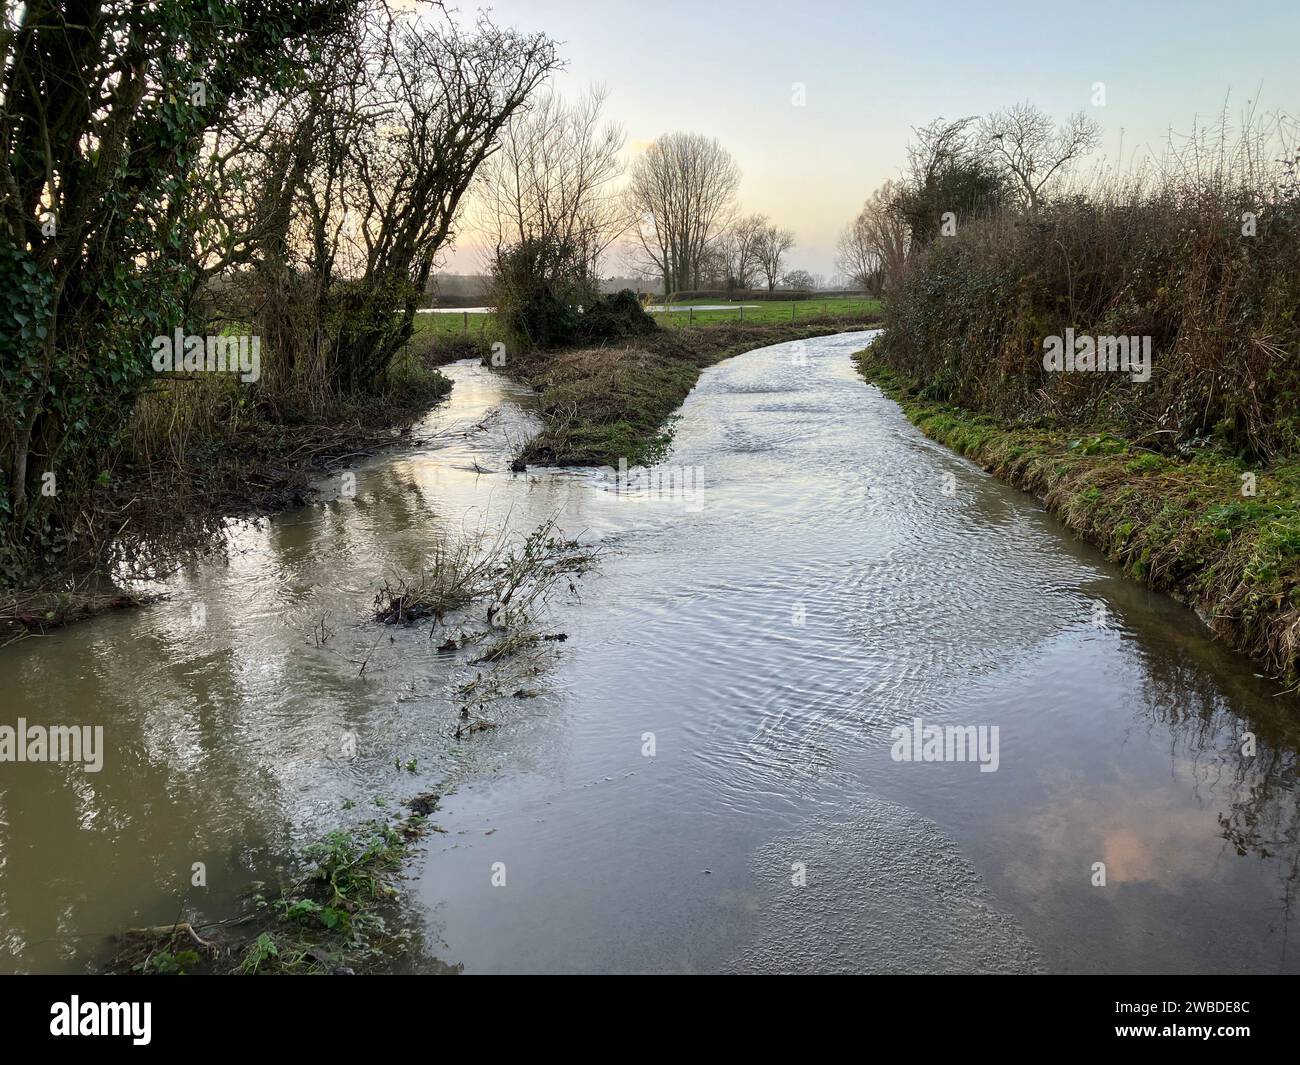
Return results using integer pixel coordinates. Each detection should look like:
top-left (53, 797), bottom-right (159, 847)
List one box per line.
top-left (445, 0), bottom-right (1300, 279)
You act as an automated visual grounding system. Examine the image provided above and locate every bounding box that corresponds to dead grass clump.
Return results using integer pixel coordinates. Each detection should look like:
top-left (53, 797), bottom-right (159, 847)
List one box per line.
top-left (372, 518), bottom-right (597, 628)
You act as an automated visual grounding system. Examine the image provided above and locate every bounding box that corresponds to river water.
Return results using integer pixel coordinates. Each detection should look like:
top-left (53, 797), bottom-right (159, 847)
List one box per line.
top-left (2, 329), bottom-right (1298, 974)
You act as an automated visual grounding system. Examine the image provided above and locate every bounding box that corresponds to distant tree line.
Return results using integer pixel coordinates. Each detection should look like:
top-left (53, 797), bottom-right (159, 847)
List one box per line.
top-left (478, 108), bottom-right (810, 346)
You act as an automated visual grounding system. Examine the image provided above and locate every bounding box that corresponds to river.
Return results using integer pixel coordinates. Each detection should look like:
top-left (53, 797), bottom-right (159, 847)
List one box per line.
top-left (3, 329), bottom-right (1298, 973)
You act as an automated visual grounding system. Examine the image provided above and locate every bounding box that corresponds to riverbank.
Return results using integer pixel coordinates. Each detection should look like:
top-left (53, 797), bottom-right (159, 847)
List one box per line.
top-left (855, 347), bottom-right (1300, 689)
top-left (1, 343), bottom-right (458, 644)
top-left (507, 315), bottom-right (884, 467)
top-left (0, 360), bottom-right (593, 976)
top-left (108, 802), bottom-right (440, 975)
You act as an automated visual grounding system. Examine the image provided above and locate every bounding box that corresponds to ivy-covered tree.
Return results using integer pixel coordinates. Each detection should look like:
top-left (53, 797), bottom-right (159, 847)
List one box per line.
top-left (890, 116), bottom-right (1010, 248)
top-left (0, 0), bottom-right (355, 565)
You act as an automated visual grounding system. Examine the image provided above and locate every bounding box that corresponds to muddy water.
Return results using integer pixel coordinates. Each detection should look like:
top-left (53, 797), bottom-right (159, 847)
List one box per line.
top-left (3, 332), bottom-right (1299, 974)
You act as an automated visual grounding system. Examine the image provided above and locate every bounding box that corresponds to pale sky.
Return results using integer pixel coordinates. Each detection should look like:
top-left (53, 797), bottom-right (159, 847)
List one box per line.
top-left (445, 0), bottom-right (1300, 279)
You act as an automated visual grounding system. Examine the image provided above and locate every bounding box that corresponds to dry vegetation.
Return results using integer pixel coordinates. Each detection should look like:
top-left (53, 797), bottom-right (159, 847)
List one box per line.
top-left (373, 518), bottom-right (595, 629)
top-left (373, 518), bottom-right (598, 717)
top-left (876, 115), bottom-right (1300, 460)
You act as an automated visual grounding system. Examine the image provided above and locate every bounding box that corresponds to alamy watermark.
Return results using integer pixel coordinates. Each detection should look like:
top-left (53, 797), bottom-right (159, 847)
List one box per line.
top-left (0, 718), bottom-right (103, 772)
top-left (152, 328), bottom-right (261, 383)
top-left (889, 716), bottom-right (999, 772)
top-left (598, 457), bottom-right (705, 512)
top-left (1043, 328), bottom-right (1151, 383)
top-left (50, 996), bottom-right (150, 1045)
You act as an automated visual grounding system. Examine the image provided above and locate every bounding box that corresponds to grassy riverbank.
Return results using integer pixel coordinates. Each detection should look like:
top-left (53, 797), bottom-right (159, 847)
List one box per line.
top-left (856, 348), bottom-right (1300, 688)
top-left (507, 314), bottom-right (884, 467)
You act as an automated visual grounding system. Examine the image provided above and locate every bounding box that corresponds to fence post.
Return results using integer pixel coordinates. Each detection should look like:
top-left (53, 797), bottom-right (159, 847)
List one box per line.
top-left (689, 307), bottom-right (694, 326)
top-left (739, 304), bottom-right (744, 322)
top-left (791, 302), bottom-right (795, 321)
top-left (463, 311), bottom-right (468, 334)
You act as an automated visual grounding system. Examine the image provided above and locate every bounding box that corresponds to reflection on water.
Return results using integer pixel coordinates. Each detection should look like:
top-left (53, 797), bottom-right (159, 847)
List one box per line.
top-left (2, 336), bottom-right (1300, 973)
top-left (406, 333), bottom-right (1300, 974)
top-left (0, 363), bottom-right (557, 972)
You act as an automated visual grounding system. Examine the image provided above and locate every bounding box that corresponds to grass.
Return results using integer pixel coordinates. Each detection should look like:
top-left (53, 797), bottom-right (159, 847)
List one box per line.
top-left (410, 297), bottom-right (882, 340)
top-left (856, 347), bottom-right (1300, 688)
top-left (650, 296), bottom-right (883, 328)
top-left (411, 308), bottom-right (505, 344)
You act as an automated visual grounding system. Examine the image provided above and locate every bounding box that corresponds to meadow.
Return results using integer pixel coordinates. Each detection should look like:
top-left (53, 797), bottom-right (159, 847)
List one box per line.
top-left (412, 296), bottom-right (883, 339)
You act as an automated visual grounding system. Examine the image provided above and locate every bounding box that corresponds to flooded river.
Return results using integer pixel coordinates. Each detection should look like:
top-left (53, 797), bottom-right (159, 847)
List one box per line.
top-left (3, 329), bottom-right (1299, 973)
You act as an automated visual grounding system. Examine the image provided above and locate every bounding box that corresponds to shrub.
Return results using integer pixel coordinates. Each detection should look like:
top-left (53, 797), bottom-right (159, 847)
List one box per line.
top-left (877, 130), bottom-right (1300, 460)
top-left (573, 289), bottom-right (656, 345)
top-left (493, 238), bottom-right (655, 350)
top-left (492, 237), bottom-right (596, 350)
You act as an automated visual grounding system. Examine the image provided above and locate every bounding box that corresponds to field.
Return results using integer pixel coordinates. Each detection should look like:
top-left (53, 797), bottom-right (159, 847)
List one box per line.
top-left (411, 296), bottom-right (883, 340)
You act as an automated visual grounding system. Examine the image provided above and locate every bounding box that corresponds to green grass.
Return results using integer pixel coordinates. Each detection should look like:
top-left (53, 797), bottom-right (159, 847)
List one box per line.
top-left (856, 349), bottom-right (1300, 688)
top-left (411, 308), bottom-right (504, 344)
top-left (113, 806), bottom-right (435, 976)
top-left (651, 296), bottom-right (883, 328)
top-left (411, 298), bottom-right (883, 338)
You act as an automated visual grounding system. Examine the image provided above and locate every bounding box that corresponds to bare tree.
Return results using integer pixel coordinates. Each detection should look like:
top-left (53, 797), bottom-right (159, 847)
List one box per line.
top-left (781, 268), bottom-right (815, 290)
top-left (981, 102), bottom-right (1101, 211)
top-left (476, 85), bottom-right (629, 278)
top-left (260, 5), bottom-right (560, 392)
top-left (907, 116), bottom-right (980, 187)
top-left (755, 223), bottom-right (795, 291)
top-left (717, 212), bottom-right (768, 290)
top-left (838, 181), bottom-right (909, 293)
top-left (693, 242), bottom-right (729, 288)
top-left (837, 215), bottom-right (877, 292)
top-left (627, 131), bottom-right (740, 293)
top-left (893, 116), bottom-right (1009, 246)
